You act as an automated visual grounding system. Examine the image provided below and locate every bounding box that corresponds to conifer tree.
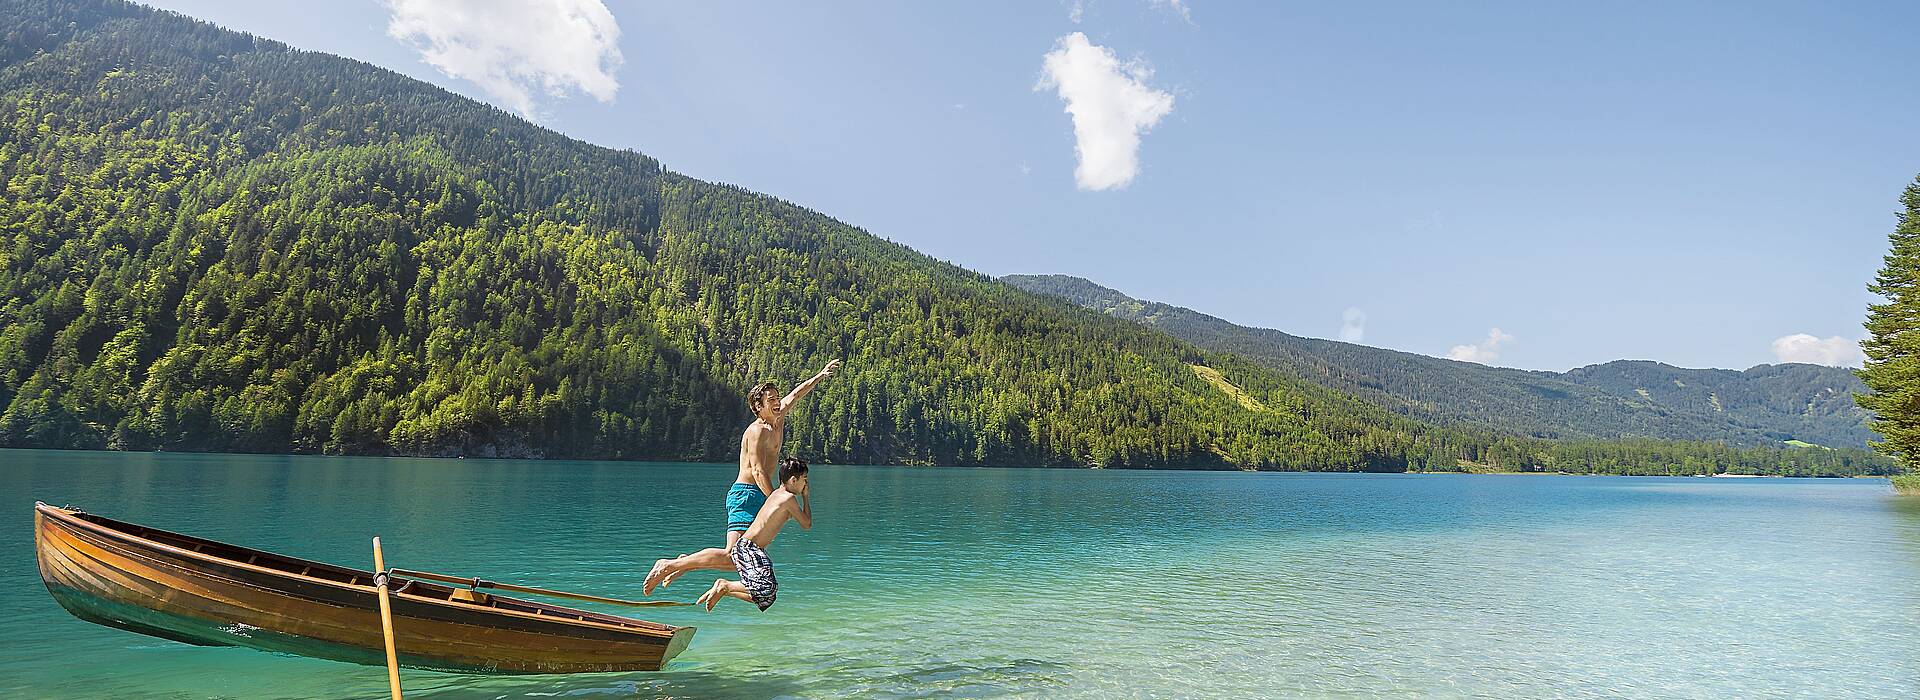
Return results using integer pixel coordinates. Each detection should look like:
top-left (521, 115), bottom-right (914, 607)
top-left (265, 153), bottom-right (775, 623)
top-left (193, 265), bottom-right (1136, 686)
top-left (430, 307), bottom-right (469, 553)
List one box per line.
top-left (1858, 175), bottom-right (1920, 481)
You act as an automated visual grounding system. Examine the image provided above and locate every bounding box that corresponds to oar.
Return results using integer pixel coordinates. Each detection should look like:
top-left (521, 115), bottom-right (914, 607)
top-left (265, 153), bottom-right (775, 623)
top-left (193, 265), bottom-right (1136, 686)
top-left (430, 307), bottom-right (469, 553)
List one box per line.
top-left (372, 538), bottom-right (403, 700)
top-left (387, 567), bottom-right (691, 608)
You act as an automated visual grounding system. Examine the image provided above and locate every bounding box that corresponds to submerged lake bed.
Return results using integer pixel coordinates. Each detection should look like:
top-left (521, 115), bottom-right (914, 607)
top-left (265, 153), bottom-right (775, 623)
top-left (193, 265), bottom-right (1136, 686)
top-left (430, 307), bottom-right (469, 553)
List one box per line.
top-left (4, 449), bottom-right (1919, 698)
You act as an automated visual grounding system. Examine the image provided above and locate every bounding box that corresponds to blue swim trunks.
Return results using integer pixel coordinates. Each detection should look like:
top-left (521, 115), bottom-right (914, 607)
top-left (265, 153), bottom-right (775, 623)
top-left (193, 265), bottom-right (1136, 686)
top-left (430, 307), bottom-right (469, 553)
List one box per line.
top-left (725, 482), bottom-right (767, 533)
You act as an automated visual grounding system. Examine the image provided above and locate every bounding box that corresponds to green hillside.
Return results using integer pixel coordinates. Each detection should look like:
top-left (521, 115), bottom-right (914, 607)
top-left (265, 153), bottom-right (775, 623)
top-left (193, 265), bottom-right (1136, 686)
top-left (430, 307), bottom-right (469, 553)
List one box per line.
top-left (1003, 274), bottom-right (1874, 448)
top-left (1560, 361), bottom-right (1870, 447)
top-left (0, 0), bottom-right (1514, 471)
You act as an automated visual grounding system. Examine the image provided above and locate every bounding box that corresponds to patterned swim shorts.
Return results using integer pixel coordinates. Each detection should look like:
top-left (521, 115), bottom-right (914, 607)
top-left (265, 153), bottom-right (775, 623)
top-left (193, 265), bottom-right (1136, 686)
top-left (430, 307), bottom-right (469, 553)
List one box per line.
top-left (729, 537), bottom-right (777, 611)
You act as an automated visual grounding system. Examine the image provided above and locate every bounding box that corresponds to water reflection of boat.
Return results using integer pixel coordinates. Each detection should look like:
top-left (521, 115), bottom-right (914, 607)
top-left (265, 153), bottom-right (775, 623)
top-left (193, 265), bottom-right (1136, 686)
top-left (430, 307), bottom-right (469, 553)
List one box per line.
top-left (34, 502), bottom-right (694, 673)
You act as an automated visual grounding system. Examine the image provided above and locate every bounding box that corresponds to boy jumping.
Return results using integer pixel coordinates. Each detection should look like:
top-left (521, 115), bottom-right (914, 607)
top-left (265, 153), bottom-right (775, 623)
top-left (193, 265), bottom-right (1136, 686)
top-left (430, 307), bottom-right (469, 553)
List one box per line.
top-left (698, 456), bottom-right (811, 611)
top-left (644, 359), bottom-right (838, 594)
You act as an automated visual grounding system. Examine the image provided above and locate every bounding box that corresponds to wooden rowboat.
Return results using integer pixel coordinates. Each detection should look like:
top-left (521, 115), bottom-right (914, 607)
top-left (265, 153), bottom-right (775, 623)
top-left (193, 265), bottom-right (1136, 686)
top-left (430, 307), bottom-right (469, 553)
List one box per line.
top-left (34, 502), bottom-right (695, 674)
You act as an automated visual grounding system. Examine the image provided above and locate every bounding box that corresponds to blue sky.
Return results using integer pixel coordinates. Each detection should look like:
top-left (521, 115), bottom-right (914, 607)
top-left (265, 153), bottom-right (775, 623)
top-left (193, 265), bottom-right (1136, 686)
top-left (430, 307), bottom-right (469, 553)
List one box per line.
top-left (140, 0), bottom-right (1919, 371)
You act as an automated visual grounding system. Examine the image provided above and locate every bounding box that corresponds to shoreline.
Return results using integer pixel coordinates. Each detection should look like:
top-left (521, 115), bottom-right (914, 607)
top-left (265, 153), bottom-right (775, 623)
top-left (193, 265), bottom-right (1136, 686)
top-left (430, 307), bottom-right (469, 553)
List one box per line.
top-left (1, 446), bottom-right (1897, 481)
top-left (1401, 469), bottom-right (1864, 480)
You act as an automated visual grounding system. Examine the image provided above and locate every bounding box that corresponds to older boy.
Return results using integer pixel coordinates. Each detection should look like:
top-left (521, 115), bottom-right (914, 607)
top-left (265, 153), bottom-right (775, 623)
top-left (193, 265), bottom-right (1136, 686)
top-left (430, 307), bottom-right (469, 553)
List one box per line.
top-left (699, 457), bottom-right (811, 611)
top-left (644, 359), bottom-right (839, 594)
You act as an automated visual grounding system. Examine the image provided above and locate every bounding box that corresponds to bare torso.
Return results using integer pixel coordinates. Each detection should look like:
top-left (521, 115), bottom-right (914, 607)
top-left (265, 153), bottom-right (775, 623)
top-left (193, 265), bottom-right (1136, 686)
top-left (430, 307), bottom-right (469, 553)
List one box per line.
top-left (736, 418), bottom-right (783, 493)
top-left (742, 490), bottom-right (799, 547)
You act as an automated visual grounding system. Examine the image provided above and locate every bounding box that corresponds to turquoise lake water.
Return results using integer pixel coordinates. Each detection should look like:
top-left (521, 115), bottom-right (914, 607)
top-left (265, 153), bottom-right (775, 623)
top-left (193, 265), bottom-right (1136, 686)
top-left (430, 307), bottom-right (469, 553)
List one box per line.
top-left (3, 448), bottom-right (1919, 698)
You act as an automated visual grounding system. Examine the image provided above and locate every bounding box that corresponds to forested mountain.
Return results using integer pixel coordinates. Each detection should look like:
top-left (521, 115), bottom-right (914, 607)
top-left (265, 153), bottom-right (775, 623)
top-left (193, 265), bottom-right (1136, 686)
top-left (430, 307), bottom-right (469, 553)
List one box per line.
top-left (0, 0), bottom-right (1497, 471)
top-left (1004, 274), bottom-right (1875, 448)
top-left (0, 0), bottom-right (1889, 477)
top-left (1561, 361), bottom-right (1869, 447)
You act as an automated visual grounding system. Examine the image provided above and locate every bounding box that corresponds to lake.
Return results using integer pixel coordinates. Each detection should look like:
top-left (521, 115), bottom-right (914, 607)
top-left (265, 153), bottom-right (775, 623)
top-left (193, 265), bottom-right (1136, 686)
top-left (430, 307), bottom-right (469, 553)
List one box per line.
top-left (4, 448), bottom-right (1919, 698)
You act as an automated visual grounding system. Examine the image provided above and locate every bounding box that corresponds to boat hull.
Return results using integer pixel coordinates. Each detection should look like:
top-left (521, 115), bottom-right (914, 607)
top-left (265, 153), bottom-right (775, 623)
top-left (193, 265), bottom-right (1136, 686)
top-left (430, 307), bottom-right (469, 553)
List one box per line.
top-left (35, 504), bottom-right (694, 674)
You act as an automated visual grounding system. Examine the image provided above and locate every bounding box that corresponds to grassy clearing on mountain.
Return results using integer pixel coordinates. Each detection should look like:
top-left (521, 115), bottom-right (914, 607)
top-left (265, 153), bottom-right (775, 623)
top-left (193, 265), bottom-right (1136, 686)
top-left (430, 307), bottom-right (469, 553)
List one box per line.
top-left (1190, 365), bottom-right (1266, 412)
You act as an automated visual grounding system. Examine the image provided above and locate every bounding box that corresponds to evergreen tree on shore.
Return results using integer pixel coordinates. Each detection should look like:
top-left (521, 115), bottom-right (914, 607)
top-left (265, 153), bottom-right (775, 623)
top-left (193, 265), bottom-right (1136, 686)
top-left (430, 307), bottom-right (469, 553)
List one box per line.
top-left (1858, 175), bottom-right (1920, 475)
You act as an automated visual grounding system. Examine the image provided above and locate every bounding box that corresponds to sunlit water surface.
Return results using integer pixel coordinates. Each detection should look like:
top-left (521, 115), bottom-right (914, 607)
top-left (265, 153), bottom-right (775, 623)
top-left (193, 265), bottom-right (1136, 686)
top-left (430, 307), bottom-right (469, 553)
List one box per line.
top-left (3, 449), bottom-right (1919, 698)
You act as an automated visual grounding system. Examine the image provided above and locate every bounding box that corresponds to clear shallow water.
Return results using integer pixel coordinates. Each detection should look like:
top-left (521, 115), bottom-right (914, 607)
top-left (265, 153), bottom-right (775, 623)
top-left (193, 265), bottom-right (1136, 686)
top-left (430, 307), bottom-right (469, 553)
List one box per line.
top-left (3, 449), bottom-right (1920, 698)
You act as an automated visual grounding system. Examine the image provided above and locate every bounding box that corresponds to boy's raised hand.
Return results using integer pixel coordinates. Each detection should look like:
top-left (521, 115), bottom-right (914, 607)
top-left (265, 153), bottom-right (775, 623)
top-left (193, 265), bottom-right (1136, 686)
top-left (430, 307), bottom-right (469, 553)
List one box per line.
top-left (798, 493), bottom-right (812, 529)
top-left (783, 360), bottom-right (841, 409)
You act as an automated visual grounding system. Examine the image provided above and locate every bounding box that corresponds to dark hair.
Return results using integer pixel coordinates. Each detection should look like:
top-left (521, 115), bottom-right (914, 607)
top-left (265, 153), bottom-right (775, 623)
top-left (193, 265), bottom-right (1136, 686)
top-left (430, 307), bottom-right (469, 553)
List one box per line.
top-left (778, 456), bottom-right (809, 483)
top-left (748, 382), bottom-right (780, 412)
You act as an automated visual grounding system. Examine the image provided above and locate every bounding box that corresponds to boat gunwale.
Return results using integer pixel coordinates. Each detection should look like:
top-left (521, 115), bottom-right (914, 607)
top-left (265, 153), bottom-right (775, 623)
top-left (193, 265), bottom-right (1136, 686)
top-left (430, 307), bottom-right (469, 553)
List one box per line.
top-left (34, 502), bottom-right (683, 639)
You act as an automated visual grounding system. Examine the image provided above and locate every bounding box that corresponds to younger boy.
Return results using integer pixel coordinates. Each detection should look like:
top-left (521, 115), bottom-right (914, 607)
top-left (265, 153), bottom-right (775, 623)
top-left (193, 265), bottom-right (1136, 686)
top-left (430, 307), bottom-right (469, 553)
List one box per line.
top-left (699, 457), bottom-right (812, 611)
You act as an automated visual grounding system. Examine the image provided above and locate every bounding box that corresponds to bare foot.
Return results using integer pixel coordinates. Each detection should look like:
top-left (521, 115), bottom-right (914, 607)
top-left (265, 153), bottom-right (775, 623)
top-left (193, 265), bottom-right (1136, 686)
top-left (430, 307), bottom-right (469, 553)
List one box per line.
top-left (643, 558), bottom-right (672, 596)
top-left (698, 579), bottom-right (726, 612)
top-left (660, 569), bottom-right (683, 590)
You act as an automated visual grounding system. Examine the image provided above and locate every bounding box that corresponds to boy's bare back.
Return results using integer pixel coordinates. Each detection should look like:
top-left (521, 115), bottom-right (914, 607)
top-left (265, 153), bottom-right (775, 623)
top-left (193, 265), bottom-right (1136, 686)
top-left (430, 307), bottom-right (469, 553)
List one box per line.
top-left (743, 486), bottom-right (810, 548)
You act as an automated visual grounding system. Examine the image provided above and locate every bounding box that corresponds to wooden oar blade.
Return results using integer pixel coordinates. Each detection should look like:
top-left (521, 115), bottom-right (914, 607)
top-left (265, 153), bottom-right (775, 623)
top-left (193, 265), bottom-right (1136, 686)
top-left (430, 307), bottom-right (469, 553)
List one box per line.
top-left (387, 568), bottom-right (692, 608)
top-left (488, 581), bottom-right (693, 608)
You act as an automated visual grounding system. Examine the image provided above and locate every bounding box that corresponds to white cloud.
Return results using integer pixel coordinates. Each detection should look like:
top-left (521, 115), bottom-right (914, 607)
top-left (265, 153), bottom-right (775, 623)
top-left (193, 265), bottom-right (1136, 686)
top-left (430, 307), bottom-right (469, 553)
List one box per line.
top-left (1770, 333), bottom-right (1865, 367)
top-left (1036, 33), bottom-right (1176, 191)
top-left (1447, 327), bottom-right (1514, 365)
top-left (1339, 308), bottom-right (1367, 343)
top-left (383, 0), bottom-right (623, 118)
top-left (1068, 0), bottom-right (1086, 23)
top-left (1150, 0), bottom-right (1193, 22)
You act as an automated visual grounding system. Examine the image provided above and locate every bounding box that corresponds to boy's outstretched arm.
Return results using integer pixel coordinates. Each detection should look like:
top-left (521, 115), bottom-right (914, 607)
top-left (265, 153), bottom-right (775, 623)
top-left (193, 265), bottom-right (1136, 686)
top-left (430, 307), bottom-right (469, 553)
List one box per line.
top-left (780, 359), bottom-right (841, 410)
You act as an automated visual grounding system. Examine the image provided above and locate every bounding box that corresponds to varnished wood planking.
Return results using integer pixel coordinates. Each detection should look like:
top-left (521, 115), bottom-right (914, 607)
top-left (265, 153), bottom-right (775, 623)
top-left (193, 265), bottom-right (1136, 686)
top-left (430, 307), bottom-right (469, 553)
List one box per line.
top-left (35, 504), bottom-right (695, 673)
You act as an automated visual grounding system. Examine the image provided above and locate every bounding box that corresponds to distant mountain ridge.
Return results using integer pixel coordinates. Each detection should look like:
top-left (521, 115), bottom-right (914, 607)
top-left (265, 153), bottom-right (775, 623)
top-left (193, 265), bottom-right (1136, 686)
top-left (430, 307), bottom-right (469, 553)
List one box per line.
top-left (1002, 274), bottom-right (1874, 448)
